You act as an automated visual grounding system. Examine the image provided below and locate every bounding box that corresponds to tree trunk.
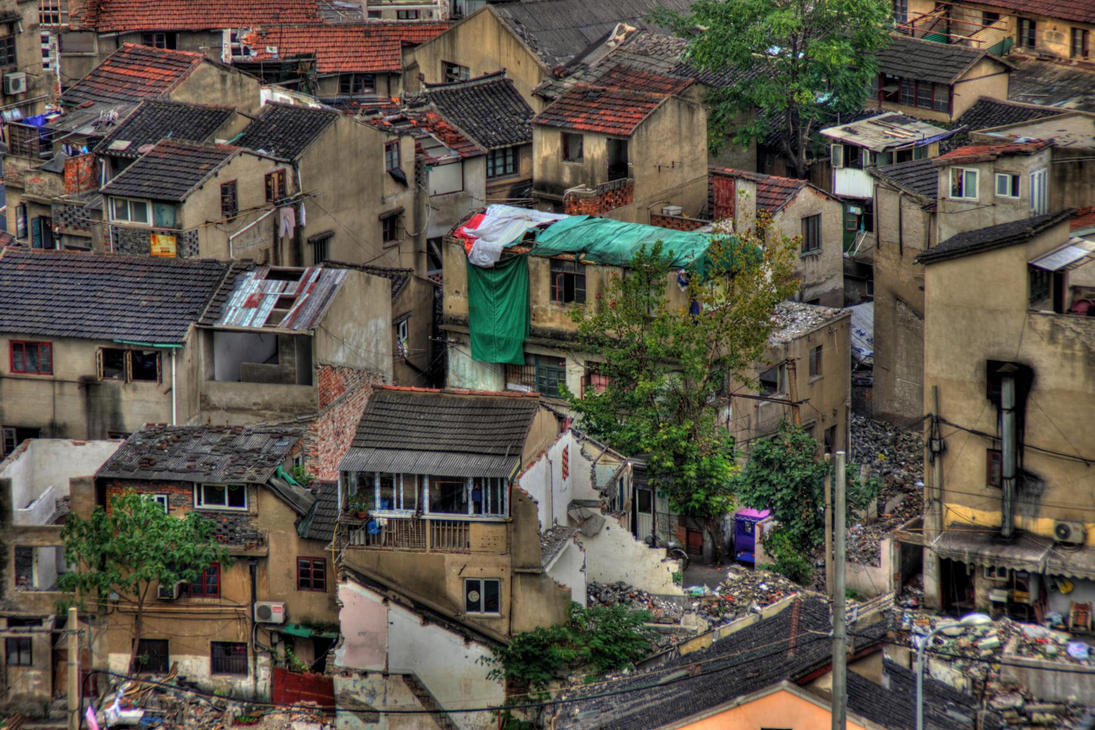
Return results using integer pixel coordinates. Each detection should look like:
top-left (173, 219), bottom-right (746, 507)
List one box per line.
top-left (129, 599), bottom-right (144, 673)
top-left (702, 517), bottom-right (724, 565)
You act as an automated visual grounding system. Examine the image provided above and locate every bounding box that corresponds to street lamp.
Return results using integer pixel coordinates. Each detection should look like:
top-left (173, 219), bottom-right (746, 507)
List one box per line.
top-left (916, 612), bottom-right (992, 730)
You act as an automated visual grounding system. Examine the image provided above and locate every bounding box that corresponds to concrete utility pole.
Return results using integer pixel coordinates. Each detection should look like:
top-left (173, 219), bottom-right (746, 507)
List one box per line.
top-left (67, 605), bottom-right (79, 730)
top-left (831, 450), bottom-right (847, 730)
top-left (824, 453), bottom-right (833, 598)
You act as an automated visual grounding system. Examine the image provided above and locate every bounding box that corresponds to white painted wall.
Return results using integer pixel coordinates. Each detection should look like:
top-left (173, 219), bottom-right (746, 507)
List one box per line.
top-left (575, 518), bottom-right (683, 595)
top-left (0, 439), bottom-right (121, 525)
top-left (212, 331), bottom-right (277, 382)
top-left (546, 539), bottom-right (586, 604)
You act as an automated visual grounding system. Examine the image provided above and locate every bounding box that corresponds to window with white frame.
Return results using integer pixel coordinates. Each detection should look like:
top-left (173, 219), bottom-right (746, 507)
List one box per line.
top-left (144, 494), bottom-right (169, 513)
top-left (109, 197), bottom-right (150, 224)
top-left (949, 168), bottom-right (978, 200)
top-left (995, 172), bottom-right (1020, 199)
top-left (194, 484), bottom-right (247, 510)
top-left (1029, 168), bottom-right (1047, 214)
top-left (464, 578), bottom-right (500, 613)
top-left (353, 473), bottom-right (508, 517)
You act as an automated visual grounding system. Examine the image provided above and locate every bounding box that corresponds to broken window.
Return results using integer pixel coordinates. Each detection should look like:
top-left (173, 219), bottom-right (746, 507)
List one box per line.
top-left (10, 341), bottom-right (52, 375)
top-left (265, 169), bottom-right (287, 202)
top-left (221, 181), bottom-right (238, 219)
top-left (562, 133), bottom-right (583, 162)
top-left (441, 61), bottom-right (469, 83)
top-left (338, 73), bottom-right (375, 95)
top-left (194, 484), bottom-right (247, 510)
top-left (99, 348), bottom-right (126, 379)
top-left (210, 641), bottom-right (247, 674)
top-left (758, 363), bottom-right (786, 397)
top-left (97, 348), bottom-right (160, 382)
top-left (1028, 265), bottom-right (1051, 308)
top-left (5, 637), bottom-right (31, 666)
top-left (464, 578), bottom-right (500, 614)
top-left (550, 259), bottom-right (586, 304)
top-left (136, 639), bottom-right (169, 673)
top-left (13, 545), bottom-right (67, 590)
top-left (809, 345), bottom-right (823, 377)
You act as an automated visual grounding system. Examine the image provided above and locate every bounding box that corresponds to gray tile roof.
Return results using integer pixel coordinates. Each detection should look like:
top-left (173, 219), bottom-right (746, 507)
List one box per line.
top-left (491, 0), bottom-right (697, 68)
top-left (100, 139), bottom-right (238, 202)
top-left (96, 100), bottom-right (236, 159)
top-left (955, 97), bottom-right (1062, 134)
top-left (61, 43), bottom-right (204, 108)
top-left (299, 481), bottom-right (339, 542)
top-left (871, 159), bottom-right (938, 201)
top-left (0, 248), bottom-right (233, 344)
top-left (1007, 55), bottom-right (1095, 112)
top-left (917, 210), bottom-right (1073, 266)
top-left (420, 72), bottom-right (534, 150)
top-left (878, 34), bottom-right (1000, 85)
top-left (235, 102), bottom-right (339, 161)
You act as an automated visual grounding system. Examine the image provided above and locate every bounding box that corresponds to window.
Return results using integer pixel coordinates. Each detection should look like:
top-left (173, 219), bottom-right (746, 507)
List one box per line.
top-left (109, 198), bottom-right (150, 224)
top-left (824, 425), bottom-right (837, 454)
top-left (932, 84), bottom-right (950, 113)
top-left (801, 214), bottom-right (821, 254)
top-left (96, 348), bottom-right (160, 382)
top-left (1029, 168), bottom-right (1047, 214)
top-left (1072, 28), bottom-right (1090, 59)
top-left (550, 259), bottom-right (586, 304)
top-left (758, 363), bottom-right (786, 396)
top-left (995, 173), bottom-right (1020, 198)
top-left (425, 476), bottom-right (507, 516)
top-left (987, 449), bottom-right (1002, 487)
top-left (357, 473), bottom-right (420, 513)
top-left (220, 181), bottom-right (238, 219)
top-left (15, 203), bottom-right (26, 240)
top-left (893, 0), bottom-right (907, 25)
top-left (136, 639), bottom-right (169, 673)
top-left (10, 341), bottom-right (52, 375)
top-left (1028, 264), bottom-right (1051, 307)
top-left (297, 558), bottom-right (326, 591)
top-left (5, 637), bottom-right (31, 666)
top-left (949, 167), bottom-right (978, 200)
top-left (39, 0), bottom-right (68, 26)
top-left (30, 216), bottom-right (54, 250)
top-left (339, 73), bottom-right (375, 95)
top-left (310, 232), bottom-right (331, 264)
top-left (397, 9), bottom-right (419, 19)
top-left (140, 32), bottom-right (177, 49)
top-left (0, 35), bottom-right (15, 66)
top-left (385, 141), bottom-right (400, 172)
top-left (210, 641), bottom-right (247, 675)
top-left (809, 345), bottom-right (823, 377)
top-left (265, 169), bottom-right (287, 202)
top-left (464, 578), bottom-right (500, 614)
top-left (899, 78), bottom-right (915, 107)
top-left (396, 317), bottom-right (409, 344)
top-left (582, 367), bottom-right (610, 396)
top-left (187, 564), bottom-right (220, 597)
top-left (562, 133), bottom-right (583, 162)
top-left (381, 212), bottom-right (401, 245)
top-left (194, 485), bottom-right (247, 510)
top-left (982, 11), bottom-right (999, 27)
top-left (505, 355), bottom-right (566, 397)
top-left (442, 61), bottom-right (469, 83)
top-left (486, 146), bottom-right (517, 179)
top-left (1019, 18), bottom-right (1036, 49)
top-left (146, 494), bottom-right (169, 513)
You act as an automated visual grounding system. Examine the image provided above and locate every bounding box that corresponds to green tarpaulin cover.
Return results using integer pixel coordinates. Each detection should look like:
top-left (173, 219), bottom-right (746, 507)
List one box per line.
top-left (531, 215), bottom-right (714, 268)
top-left (466, 253), bottom-right (529, 365)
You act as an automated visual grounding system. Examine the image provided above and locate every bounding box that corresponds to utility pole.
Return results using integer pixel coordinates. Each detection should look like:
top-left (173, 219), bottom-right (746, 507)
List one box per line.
top-left (787, 359), bottom-right (801, 425)
top-left (832, 450), bottom-right (847, 730)
top-left (824, 453), bottom-right (833, 598)
top-left (924, 385), bottom-right (945, 610)
top-left (67, 605), bottom-right (79, 730)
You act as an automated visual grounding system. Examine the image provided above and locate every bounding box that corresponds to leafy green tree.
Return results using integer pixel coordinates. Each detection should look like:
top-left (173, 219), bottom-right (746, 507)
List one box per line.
top-left (657, 0), bottom-right (892, 177)
top-left (59, 490), bottom-right (232, 671)
top-left (566, 230), bottom-right (796, 559)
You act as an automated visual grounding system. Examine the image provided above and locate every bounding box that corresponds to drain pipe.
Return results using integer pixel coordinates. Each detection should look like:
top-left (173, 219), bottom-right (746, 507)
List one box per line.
top-left (1000, 365), bottom-right (1018, 539)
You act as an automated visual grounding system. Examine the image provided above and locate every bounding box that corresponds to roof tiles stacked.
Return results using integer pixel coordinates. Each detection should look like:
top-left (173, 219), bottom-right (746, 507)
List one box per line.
top-left (61, 43), bottom-right (204, 107)
top-left (100, 139), bottom-right (237, 201)
top-left (877, 34), bottom-right (999, 85)
top-left (241, 22), bottom-right (449, 74)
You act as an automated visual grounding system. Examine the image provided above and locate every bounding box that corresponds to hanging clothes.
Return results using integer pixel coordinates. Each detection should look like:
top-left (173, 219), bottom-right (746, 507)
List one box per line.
top-left (278, 205), bottom-right (296, 237)
top-left (298, 201), bottom-right (307, 228)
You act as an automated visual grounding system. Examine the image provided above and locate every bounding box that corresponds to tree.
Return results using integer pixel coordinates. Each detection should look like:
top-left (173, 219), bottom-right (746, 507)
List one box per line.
top-left (59, 490), bottom-right (232, 671)
top-left (566, 228), bottom-right (797, 559)
top-left (657, 0), bottom-right (892, 178)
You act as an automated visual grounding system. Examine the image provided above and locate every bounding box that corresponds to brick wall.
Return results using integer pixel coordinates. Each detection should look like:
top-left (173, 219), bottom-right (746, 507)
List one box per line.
top-left (63, 154), bottom-right (98, 194)
top-left (563, 180), bottom-right (634, 216)
top-left (650, 213), bottom-right (708, 231)
top-left (302, 364), bottom-right (382, 481)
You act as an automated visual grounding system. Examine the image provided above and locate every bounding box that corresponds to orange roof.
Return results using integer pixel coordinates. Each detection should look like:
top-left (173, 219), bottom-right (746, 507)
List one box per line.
top-left (61, 43), bottom-right (205, 107)
top-left (1071, 207), bottom-right (1095, 231)
top-left (242, 22), bottom-right (449, 74)
top-left (86, 0), bottom-right (320, 32)
top-left (934, 140), bottom-right (1048, 164)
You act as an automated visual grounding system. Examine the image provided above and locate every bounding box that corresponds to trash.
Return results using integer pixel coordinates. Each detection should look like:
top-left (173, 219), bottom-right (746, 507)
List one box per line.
top-left (1067, 641), bottom-right (1090, 660)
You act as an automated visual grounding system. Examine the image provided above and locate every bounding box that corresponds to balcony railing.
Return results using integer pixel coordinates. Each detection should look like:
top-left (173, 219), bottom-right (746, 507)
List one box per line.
top-left (343, 517), bottom-right (470, 553)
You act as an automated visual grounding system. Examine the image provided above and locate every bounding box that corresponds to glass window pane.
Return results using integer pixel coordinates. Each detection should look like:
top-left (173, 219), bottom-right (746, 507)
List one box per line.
top-left (403, 475), bottom-right (418, 512)
top-left (483, 580), bottom-right (500, 612)
top-left (130, 200), bottom-right (149, 223)
top-left (111, 198), bottom-right (129, 221)
top-left (202, 485), bottom-right (226, 506)
top-left (378, 474), bottom-right (395, 510)
top-left (430, 478), bottom-right (468, 514)
top-left (226, 485), bottom-right (246, 508)
top-left (12, 343), bottom-right (24, 372)
top-left (465, 579), bottom-right (481, 612)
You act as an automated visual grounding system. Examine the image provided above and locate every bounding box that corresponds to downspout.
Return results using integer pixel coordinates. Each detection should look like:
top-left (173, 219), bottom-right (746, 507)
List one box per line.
top-left (249, 557), bottom-right (259, 698)
top-left (171, 349), bottom-right (177, 426)
top-left (999, 365), bottom-right (1018, 539)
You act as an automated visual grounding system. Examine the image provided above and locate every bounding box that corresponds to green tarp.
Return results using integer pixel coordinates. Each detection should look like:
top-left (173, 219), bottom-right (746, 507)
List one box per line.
top-left (532, 215), bottom-right (714, 268)
top-left (466, 253), bottom-right (529, 365)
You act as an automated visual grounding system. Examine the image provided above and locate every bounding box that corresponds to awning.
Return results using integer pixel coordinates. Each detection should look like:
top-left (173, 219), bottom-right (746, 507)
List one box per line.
top-left (338, 447), bottom-right (518, 478)
top-left (278, 623), bottom-right (338, 639)
top-left (1029, 237), bottom-right (1095, 272)
top-left (1044, 546), bottom-right (1095, 581)
top-left (931, 528), bottom-right (1052, 573)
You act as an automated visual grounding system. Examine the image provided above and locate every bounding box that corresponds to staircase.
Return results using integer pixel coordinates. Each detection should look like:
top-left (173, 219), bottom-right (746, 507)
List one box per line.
top-left (401, 674), bottom-right (460, 730)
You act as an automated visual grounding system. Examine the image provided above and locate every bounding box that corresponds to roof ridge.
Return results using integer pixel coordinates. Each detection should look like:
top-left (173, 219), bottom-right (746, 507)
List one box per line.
top-left (378, 384), bottom-right (542, 398)
top-left (423, 70), bottom-right (510, 90)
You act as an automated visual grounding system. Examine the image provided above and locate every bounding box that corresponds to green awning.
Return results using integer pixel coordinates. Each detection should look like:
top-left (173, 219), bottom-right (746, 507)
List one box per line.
top-left (279, 623), bottom-right (338, 639)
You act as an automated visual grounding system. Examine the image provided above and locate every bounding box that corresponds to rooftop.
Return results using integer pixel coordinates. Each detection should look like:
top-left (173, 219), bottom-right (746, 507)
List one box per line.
top-left (971, 0), bottom-right (1095, 25)
top-left (240, 21), bottom-right (449, 75)
top-left (934, 139), bottom-right (1049, 164)
top-left (769, 302), bottom-right (848, 345)
top-left (61, 43), bottom-right (205, 108)
top-left (235, 102), bottom-right (339, 160)
top-left (709, 168), bottom-right (815, 215)
top-left (95, 100), bottom-right (236, 159)
top-left (419, 72), bottom-right (534, 150)
top-left (877, 33), bottom-right (1008, 86)
top-left (820, 112), bottom-right (953, 152)
top-left (917, 210), bottom-right (1074, 266)
top-left (298, 481), bottom-right (339, 542)
top-left (210, 266), bottom-right (348, 331)
top-left (955, 96), bottom-right (1063, 134)
top-left (0, 248), bottom-right (234, 344)
top-left (84, 0), bottom-right (321, 33)
top-left (100, 139), bottom-right (238, 202)
top-left (870, 158), bottom-right (938, 201)
top-left (974, 111), bottom-right (1095, 150)
top-left (1007, 55), bottom-right (1095, 112)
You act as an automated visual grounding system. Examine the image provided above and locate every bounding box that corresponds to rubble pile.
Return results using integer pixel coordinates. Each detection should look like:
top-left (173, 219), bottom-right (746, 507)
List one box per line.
top-left (586, 581), bottom-right (685, 624)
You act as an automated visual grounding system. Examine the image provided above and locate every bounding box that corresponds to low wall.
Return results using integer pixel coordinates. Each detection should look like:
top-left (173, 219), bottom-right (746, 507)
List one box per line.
top-left (1000, 653), bottom-right (1095, 704)
top-left (846, 536), bottom-right (894, 598)
top-left (576, 518), bottom-right (682, 595)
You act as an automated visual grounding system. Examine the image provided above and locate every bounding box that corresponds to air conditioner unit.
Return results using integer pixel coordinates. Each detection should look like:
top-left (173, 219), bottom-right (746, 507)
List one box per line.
top-left (4, 72), bottom-right (27, 96)
top-left (157, 582), bottom-right (181, 601)
top-left (254, 601), bottom-right (287, 624)
top-left (1054, 520), bottom-right (1085, 545)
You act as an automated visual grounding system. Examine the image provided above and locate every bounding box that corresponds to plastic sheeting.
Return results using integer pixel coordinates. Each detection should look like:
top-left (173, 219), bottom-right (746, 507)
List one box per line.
top-left (466, 253), bottom-right (530, 365)
top-left (532, 215), bottom-right (714, 268)
top-left (849, 301), bottom-right (874, 364)
top-left (455, 205), bottom-right (568, 267)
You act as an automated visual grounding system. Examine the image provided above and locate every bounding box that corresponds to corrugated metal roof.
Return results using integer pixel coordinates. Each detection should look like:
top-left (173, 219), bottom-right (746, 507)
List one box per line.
top-left (216, 266), bottom-right (347, 331)
top-left (1029, 237), bottom-right (1095, 272)
top-left (932, 528), bottom-right (1051, 574)
top-left (338, 447), bottom-right (518, 478)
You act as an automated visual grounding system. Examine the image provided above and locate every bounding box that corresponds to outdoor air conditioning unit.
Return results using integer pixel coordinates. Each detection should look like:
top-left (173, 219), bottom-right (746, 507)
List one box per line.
top-left (1054, 520), bottom-right (1085, 545)
top-left (254, 601), bottom-right (287, 624)
top-left (157, 582), bottom-right (181, 601)
top-left (4, 72), bottom-right (26, 96)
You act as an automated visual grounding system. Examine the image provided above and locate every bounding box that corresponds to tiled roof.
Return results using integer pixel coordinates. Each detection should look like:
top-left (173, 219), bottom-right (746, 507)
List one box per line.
top-left (299, 481), bottom-right (339, 542)
top-left (235, 102), bottom-right (339, 160)
top-left (871, 159), bottom-right (939, 201)
top-left (934, 139), bottom-right (1048, 164)
top-left (421, 72), bottom-right (534, 150)
top-left (490, 0), bottom-right (697, 68)
top-left (0, 248), bottom-right (233, 344)
top-left (241, 22), bottom-right (449, 74)
top-left (100, 139), bottom-right (237, 201)
top-left (709, 167), bottom-right (809, 214)
top-left (412, 111), bottom-right (483, 159)
top-left (86, 0), bottom-right (321, 32)
top-left (95, 100), bottom-right (236, 158)
top-left (973, 0), bottom-right (1095, 25)
top-left (61, 43), bottom-right (204, 107)
top-left (532, 66), bottom-right (689, 135)
top-left (1006, 55), bottom-right (1095, 112)
top-left (955, 97), bottom-right (1062, 133)
top-left (878, 33), bottom-right (1001, 85)
top-left (917, 210), bottom-right (1074, 265)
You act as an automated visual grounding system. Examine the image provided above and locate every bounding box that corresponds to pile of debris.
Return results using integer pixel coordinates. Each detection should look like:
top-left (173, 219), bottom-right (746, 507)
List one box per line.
top-left (586, 581), bottom-right (685, 624)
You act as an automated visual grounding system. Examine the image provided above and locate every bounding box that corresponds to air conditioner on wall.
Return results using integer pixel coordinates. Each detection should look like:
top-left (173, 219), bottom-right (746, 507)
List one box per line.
top-left (4, 72), bottom-right (26, 96)
top-left (1054, 520), bottom-right (1085, 545)
top-left (254, 601), bottom-right (287, 624)
top-left (157, 582), bottom-right (181, 601)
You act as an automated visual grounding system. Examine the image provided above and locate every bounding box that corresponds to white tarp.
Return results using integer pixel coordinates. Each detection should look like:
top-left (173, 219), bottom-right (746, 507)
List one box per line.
top-left (849, 301), bottom-right (873, 364)
top-left (457, 205), bottom-right (569, 267)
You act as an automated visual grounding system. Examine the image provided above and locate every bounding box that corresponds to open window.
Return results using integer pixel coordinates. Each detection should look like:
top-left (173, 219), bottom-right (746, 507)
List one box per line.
top-left (97, 348), bottom-right (160, 383)
top-left (758, 363), bottom-right (786, 397)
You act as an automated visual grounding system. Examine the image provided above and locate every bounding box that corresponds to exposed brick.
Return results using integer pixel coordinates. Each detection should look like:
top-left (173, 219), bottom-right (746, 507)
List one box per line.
top-left (300, 364), bottom-right (382, 481)
top-left (563, 179), bottom-right (634, 216)
top-left (650, 213), bottom-right (707, 231)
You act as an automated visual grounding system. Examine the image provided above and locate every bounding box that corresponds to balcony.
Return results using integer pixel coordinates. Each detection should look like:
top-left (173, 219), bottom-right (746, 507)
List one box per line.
top-left (341, 516), bottom-right (470, 553)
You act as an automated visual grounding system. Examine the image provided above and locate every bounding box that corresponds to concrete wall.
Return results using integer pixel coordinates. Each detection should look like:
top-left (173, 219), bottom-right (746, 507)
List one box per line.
top-left (936, 147), bottom-right (1052, 242)
top-left (575, 518), bottom-right (681, 594)
top-left (999, 652), bottom-right (1095, 704)
top-left (846, 535), bottom-right (893, 598)
top-left (428, 156), bottom-right (487, 238)
top-left (544, 539), bottom-right (585, 603)
top-left (172, 57), bottom-right (263, 114)
top-left (0, 439), bottom-right (121, 524)
top-left (875, 57), bottom-right (1008, 123)
top-left (315, 269), bottom-right (394, 381)
top-left (676, 686), bottom-right (873, 730)
top-left (485, 143), bottom-right (532, 205)
top-left (774, 188), bottom-right (844, 307)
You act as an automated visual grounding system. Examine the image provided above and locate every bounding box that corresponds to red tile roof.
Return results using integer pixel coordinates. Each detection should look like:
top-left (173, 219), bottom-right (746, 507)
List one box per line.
top-left (933, 140), bottom-right (1048, 164)
top-left (61, 43), bottom-right (204, 107)
top-left (242, 22), bottom-right (449, 74)
top-left (414, 111), bottom-right (483, 159)
top-left (973, 0), bottom-right (1095, 25)
top-left (1071, 207), bottom-right (1095, 231)
top-left (86, 0), bottom-right (321, 32)
top-left (531, 66), bottom-right (691, 136)
top-left (709, 167), bottom-right (811, 214)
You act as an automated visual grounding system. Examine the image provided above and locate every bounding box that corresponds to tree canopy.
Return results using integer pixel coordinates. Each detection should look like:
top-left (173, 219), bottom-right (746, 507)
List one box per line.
top-left (658, 0), bottom-right (892, 177)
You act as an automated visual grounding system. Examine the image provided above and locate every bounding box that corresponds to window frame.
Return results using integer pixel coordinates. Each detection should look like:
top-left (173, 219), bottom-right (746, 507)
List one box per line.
top-left (0, 34), bottom-right (15, 66)
top-left (296, 557), bottom-right (327, 592)
top-left (1019, 18), bottom-right (1036, 49)
top-left (801, 214), bottom-right (822, 254)
top-left (464, 577), bottom-right (501, 614)
top-left (994, 172), bottom-right (1020, 199)
top-left (194, 484), bottom-right (248, 511)
top-left (10, 341), bottom-right (53, 375)
top-left (108, 197), bottom-right (151, 224)
top-left (220, 180), bottom-right (238, 219)
top-left (5, 636), bottom-right (32, 666)
top-left (385, 141), bottom-right (400, 172)
top-left (265, 169), bottom-right (288, 202)
top-left (187, 563), bottom-right (221, 598)
top-left (396, 9), bottom-right (420, 19)
top-left (758, 363), bottom-right (786, 397)
top-left (136, 638), bottom-right (169, 673)
top-left (96, 348), bottom-right (161, 383)
top-left (549, 258), bottom-right (586, 304)
top-left (381, 211), bottom-right (401, 245)
top-left (486, 146), bottom-right (518, 179)
top-left (339, 72), bottom-right (376, 95)
top-left (562, 133), bottom-right (583, 162)
top-left (210, 641), bottom-right (247, 675)
top-left (987, 448), bottom-right (1002, 487)
top-left (808, 345), bottom-right (823, 378)
top-left (949, 167), bottom-right (979, 200)
top-left (441, 61), bottom-right (469, 83)
top-left (1072, 28), bottom-right (1090, 59)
